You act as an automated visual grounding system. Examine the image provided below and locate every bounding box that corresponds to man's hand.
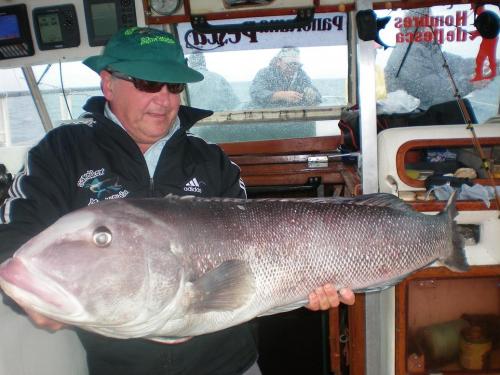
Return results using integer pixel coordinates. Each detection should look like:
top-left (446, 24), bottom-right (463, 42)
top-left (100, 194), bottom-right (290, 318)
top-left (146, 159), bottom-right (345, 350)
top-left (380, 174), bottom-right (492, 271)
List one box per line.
top-left (272, 90), bottom-right (303, 103)
top-left (24, 307), bottom-right (66, 331)
top-left (306, 284), bottom-right (355, 311)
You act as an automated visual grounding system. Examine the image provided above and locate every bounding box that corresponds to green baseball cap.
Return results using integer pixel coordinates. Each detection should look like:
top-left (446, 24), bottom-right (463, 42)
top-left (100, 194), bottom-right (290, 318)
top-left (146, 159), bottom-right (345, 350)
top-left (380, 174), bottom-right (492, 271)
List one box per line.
top-left (83, 27), bottom-right (204, 83)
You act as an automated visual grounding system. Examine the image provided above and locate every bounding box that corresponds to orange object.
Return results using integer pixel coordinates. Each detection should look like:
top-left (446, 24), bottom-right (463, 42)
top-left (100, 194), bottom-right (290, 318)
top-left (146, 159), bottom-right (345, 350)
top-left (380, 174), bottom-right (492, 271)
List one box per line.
top-left (470, 6), bottom-right (498, 82)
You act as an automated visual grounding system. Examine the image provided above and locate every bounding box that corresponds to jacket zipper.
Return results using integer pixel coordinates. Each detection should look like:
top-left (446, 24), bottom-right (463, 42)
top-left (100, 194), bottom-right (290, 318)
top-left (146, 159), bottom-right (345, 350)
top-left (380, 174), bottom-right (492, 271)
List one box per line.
top-left (149, 177), bottom-right (154, 196)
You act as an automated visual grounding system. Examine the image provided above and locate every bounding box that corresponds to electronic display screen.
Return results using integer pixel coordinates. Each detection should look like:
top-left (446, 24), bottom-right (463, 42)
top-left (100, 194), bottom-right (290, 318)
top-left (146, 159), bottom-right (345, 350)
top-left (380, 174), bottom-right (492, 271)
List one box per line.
top-left (0, 14), bottom-right (21, 41)
top-left (37, 14), bottom-right (63, 43)
top-left (91, 3), bottom-right (118, 39)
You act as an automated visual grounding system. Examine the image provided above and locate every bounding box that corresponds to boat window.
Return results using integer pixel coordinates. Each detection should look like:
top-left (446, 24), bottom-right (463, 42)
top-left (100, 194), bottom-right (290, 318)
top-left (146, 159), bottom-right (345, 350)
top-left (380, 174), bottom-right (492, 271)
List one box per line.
top-left (2, 12), bottom-right (351, 146)
top-left (1, 46), bottom-right (348, 147)
top-left (375, 4), bottom-right (499, 125)
top-left (176, 12), bottom-right (350, 144)
top-left (0, 67), bottom-right (45, 147)
top-left (32, 61), bottom-right (101, 125)
top-left (0, 62), bottom-right (100, 148)
top-left (185, 46), bottom-right (347, 143)
top-left (185, 46), bottom-right (348, 111)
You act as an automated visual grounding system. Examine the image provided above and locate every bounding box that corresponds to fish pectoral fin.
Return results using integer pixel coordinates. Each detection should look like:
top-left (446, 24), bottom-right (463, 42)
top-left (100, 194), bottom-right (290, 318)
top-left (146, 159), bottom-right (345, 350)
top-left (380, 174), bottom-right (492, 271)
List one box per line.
top-left (148, 336), bottom-right (193, 344)
top-left (258, 299), bottom-right (308, 317)
top-left (189, 259), bottom-right (255, 313)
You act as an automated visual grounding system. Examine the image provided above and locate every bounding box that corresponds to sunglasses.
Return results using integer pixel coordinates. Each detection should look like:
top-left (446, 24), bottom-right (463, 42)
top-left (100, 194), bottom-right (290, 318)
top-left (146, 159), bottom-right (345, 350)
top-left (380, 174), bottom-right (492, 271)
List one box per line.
top-left (108, 71), bottom-right (185, 94)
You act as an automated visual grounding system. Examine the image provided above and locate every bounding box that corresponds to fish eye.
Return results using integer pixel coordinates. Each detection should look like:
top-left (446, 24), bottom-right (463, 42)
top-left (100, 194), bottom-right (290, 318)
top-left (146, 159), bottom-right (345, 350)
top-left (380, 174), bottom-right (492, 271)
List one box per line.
top-left (93, 226), bottom-right (112, 247)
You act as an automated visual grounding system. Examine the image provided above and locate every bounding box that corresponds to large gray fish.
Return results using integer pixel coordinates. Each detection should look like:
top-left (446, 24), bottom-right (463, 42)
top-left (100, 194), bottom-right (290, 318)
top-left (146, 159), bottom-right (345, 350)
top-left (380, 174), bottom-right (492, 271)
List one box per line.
top-left (0, 193), bottom-right (467, 341)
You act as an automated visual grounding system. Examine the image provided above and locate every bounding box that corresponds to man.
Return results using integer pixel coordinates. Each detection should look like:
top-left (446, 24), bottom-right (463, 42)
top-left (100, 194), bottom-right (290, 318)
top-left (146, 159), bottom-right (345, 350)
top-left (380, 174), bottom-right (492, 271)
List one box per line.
top-left (249, 47), bottom-right (322, 108)
top-left (469, 5), bottom-right (498, 82)
top-left (187, 52), bottom-right (240, 111)
top-left (0, 27), bottom-right (354, 375)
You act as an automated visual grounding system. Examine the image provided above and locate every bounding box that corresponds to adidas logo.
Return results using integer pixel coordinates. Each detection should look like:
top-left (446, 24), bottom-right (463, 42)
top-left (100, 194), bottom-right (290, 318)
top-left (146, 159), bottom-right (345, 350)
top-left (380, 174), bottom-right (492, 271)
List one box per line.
top-left (183, 177), bottom-right (202, 194)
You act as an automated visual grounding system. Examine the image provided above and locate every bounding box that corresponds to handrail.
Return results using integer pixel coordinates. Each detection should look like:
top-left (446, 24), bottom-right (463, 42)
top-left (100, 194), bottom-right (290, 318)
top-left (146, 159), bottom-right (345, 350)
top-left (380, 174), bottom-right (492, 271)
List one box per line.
top-left (190, 7), bottom-right (314, 33)
top-left (195, 106), bottom-right (344, 125)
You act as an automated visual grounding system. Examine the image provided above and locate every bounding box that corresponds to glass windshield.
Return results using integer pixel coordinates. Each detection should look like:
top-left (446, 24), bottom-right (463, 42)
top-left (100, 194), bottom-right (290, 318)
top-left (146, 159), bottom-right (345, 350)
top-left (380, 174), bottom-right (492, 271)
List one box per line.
top-left (32, 61), bottom-right (101, 125)
top-left (0, 62), bottom-right (100, 148)
top-left (177, 12), bottom-right (350, 143)
top-left (185, 46), bottom-right (348, 111)
top-left (1, 4), bottom-right (496, 149)
top-left (185, 46), bottom-right (347, 143)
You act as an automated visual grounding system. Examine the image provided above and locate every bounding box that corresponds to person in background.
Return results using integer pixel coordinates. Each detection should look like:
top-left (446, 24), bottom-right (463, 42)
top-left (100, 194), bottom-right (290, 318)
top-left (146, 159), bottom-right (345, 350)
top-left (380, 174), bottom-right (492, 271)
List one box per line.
top-left (469, 4), bottom-right (498, 82)
top-left (0, 27), bottom-right (354, 375)
top-left (187, 52), bottom-right (240, 111)
top-left (249, 47), bottom-right (322, 108)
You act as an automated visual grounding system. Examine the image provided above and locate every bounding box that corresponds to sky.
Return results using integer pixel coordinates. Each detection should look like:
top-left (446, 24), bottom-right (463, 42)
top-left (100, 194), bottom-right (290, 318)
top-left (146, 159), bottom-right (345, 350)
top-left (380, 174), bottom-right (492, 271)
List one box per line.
top-left (0, 4), bottom-right (498, 91)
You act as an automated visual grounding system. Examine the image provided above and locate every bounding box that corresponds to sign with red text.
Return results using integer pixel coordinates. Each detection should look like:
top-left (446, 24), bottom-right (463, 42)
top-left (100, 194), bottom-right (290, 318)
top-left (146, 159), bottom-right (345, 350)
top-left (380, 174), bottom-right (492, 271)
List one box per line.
top-left (394, 10), bottom-right (469, 45)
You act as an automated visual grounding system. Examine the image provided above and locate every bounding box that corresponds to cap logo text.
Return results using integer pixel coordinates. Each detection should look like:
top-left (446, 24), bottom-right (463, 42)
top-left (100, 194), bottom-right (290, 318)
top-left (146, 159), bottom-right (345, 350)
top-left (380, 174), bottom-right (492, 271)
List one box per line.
top-left (140, 36), bottom-right (175, 45)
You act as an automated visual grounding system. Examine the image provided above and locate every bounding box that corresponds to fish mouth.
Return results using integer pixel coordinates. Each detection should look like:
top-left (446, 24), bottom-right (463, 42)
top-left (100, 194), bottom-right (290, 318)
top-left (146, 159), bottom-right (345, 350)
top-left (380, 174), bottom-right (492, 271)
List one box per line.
top-left (0, 257), bottom-right (83, 322)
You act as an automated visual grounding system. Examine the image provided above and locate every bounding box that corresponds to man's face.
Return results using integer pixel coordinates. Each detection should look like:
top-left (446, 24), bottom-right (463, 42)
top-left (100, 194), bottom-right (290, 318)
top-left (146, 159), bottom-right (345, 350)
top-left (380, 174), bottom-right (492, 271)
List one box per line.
top-left (100, 70), bottom-right (181, 152)
top-left (277, 57), bottom-right (301, 77)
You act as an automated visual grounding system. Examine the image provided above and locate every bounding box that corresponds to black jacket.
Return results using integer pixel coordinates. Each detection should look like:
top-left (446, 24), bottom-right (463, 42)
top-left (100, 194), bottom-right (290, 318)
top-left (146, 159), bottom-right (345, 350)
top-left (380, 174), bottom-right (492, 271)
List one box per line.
top-left (0, 97), bottom-right (257, 375)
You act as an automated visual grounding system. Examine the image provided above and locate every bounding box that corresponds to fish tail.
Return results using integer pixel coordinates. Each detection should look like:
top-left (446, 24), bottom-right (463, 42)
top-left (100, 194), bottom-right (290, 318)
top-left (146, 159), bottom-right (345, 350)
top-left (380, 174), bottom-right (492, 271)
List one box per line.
top-left (439, 191), bottom-right (469, 272)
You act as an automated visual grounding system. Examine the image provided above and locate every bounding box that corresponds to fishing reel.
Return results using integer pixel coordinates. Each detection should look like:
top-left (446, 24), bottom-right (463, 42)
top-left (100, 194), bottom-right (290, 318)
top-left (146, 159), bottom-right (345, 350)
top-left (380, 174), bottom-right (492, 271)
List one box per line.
top-left (0, 164), bottom-right (13, 203)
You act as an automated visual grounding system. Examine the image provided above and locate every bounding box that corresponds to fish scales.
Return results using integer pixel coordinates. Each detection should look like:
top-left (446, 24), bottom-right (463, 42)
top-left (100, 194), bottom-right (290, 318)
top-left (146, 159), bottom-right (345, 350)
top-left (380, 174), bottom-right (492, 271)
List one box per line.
top-left (122, 197), bottom-right (454, 326)
top-left (155, 199), bottom-right (437, 290)
top-left (0, 193), bottom-right (467, 340)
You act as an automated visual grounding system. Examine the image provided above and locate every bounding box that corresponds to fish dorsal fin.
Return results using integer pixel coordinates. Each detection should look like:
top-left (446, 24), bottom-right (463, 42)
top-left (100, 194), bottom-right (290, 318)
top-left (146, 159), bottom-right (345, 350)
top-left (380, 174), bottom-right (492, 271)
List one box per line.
top-left (189, 260), bottom-right (255, 313)
top-left (301, 194), bottom-right (414, 212)
top-left (349, 193), bottom-right (416, 212)
top-left (162, 193), bottom-right (413, 214)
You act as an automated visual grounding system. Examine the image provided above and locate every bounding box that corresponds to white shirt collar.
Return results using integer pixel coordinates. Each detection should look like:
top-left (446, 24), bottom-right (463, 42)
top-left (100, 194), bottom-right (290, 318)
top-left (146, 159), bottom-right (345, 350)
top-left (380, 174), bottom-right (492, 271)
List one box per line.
top-left (104, 102), bottom-right (180, 177)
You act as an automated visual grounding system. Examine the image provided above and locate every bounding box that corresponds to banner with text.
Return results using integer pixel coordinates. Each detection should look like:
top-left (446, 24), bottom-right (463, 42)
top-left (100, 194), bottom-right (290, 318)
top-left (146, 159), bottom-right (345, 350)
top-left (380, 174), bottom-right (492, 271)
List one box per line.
top-left (177, 13), bottom-right (347, 54)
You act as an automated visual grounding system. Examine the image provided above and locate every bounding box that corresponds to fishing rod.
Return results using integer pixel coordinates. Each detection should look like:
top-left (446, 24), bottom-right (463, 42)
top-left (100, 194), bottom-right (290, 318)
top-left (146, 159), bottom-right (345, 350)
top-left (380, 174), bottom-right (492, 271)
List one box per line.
top-left (396, 25), bottom-right (418, 78)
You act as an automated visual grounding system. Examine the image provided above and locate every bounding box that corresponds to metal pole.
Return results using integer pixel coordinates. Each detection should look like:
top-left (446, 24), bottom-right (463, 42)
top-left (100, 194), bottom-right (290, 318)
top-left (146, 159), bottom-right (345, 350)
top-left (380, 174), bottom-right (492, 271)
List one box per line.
top-left (21, 66), bottom-right (53, 133)
top-left (356, 0), bottom-right (378, 195)
top-left (355, 1), bottom-right (395, 374)
top-left (0, 94), bottom-right (11, 146)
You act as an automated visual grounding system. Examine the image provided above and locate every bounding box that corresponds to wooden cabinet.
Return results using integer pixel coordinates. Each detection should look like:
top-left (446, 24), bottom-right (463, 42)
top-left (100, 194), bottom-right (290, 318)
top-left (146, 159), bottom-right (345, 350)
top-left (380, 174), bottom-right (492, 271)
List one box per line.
top-left (395, 266), bottom-right (500, 375)
top-left (374, 123), bottom-right (500, 375)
